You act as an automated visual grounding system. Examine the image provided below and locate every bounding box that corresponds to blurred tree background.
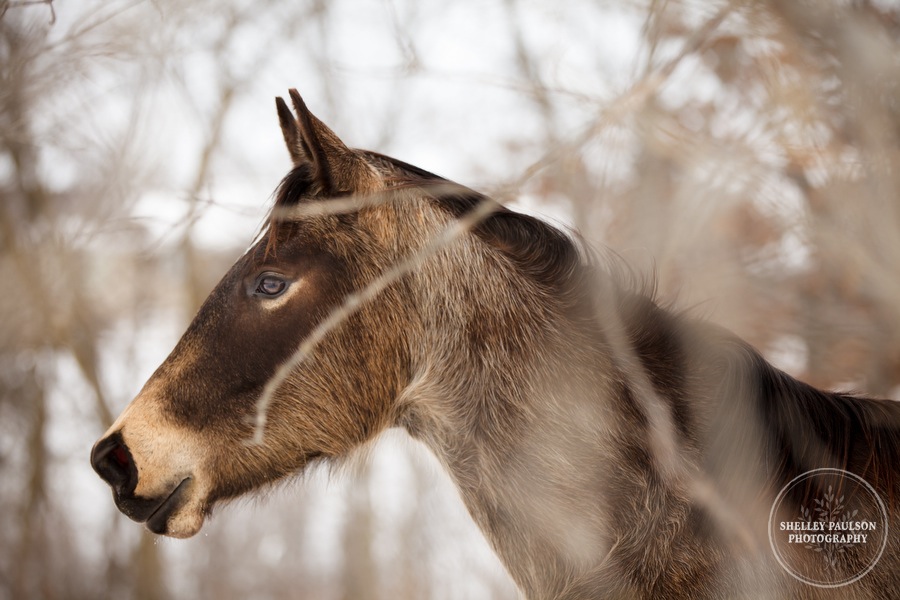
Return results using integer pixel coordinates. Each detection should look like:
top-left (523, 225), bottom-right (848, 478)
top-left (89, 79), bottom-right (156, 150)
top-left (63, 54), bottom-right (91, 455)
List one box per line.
top-left (1, 0), bottom-right (899, 598)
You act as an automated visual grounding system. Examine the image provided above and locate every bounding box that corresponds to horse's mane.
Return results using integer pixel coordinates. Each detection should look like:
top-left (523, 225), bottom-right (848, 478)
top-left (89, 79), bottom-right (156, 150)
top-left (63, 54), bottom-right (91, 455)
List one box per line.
top-left (745, 343), bottom-right (900, 498)
top-left (361, 151), bottom-right (657, 304)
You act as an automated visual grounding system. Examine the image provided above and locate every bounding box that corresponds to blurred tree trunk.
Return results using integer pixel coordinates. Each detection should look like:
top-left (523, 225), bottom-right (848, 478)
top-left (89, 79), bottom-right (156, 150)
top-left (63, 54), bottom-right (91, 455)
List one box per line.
top-left (11, 370), bottom-right (45, 600)
top-left (1, 10), bottom-right (166, 600)
top-left (135, 532), bottom-right (167, 600)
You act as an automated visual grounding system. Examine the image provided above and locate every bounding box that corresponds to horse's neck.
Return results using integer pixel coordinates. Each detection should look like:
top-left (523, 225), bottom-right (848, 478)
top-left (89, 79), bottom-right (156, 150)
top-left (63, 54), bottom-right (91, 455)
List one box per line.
top-left (400, 256), bottom-right (768, 596)
top-left (401, 281), bottom-right (656, 597)
top-left (405, 366), bottom-right (623, 597)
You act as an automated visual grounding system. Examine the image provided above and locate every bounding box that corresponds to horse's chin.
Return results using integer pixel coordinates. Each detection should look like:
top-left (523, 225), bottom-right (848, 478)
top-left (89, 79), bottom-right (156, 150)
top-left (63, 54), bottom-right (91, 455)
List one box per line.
top-left (156, 509), bottom-right (205, 538)
top-left (144, 478), bottom-right (207, 538)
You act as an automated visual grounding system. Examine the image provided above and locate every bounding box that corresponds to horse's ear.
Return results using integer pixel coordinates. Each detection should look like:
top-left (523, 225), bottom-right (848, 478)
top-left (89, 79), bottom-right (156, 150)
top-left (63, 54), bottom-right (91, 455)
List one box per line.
top-left (275, 89), bottom-right (361, 194)
top-left (276, 95), bottom-right (308, 165)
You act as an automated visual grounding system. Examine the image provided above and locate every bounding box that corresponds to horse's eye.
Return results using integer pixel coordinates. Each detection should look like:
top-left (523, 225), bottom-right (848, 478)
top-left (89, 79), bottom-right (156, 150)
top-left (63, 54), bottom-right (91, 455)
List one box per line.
top-left (255, 275), bottom-right (287, 297)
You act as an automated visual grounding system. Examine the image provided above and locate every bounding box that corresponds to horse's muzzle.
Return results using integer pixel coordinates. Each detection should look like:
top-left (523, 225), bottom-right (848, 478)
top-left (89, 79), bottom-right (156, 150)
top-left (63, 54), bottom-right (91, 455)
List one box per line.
top-left (91, 432), bottom-right (192, 533)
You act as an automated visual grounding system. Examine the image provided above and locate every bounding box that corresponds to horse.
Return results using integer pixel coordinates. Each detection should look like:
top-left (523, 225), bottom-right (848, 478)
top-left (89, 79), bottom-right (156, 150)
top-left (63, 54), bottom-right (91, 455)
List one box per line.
top-left (92, 89), bottom-right (900, 599)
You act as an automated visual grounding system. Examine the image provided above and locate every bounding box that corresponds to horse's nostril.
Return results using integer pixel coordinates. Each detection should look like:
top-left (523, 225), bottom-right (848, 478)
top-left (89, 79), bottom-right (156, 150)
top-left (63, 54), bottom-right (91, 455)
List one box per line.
top-left (91, 433), bottom-right (137, 495)
top-left (111, 445), bottom-right (130, 469)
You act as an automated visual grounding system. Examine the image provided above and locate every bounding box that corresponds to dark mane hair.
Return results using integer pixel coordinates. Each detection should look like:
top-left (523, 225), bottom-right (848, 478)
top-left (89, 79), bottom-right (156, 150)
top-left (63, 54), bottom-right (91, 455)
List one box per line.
top-left (748, 345), bottom-right (900, 502)
top-left (656, 313), bottom-right (900, 517)
top-left (261, 162), bottom-right (317, 257)
top-left (361, 151), bottom-right (654, 306)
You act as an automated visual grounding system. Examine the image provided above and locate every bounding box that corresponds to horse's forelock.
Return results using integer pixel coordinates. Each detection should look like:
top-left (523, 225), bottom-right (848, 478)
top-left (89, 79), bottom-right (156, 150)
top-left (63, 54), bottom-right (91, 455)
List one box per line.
top-left (260, 163), bottom-right (317, 258)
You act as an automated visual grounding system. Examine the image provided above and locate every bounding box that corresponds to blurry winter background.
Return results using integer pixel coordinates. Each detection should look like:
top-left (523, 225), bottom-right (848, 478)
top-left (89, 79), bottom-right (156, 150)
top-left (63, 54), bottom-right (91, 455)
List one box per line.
top-left (3, 0), bottom-right (900, 598)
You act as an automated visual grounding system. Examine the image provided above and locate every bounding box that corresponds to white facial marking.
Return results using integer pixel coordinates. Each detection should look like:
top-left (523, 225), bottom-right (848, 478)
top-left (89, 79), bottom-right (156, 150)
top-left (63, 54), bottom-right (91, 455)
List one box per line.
top-left (260, 278), bottom-right (305, 311)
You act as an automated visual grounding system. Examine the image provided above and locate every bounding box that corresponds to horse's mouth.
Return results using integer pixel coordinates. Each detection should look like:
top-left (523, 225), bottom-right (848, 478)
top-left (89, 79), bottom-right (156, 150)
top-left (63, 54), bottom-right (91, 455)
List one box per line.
top-left (144, 478), bottom-right (193, 535)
